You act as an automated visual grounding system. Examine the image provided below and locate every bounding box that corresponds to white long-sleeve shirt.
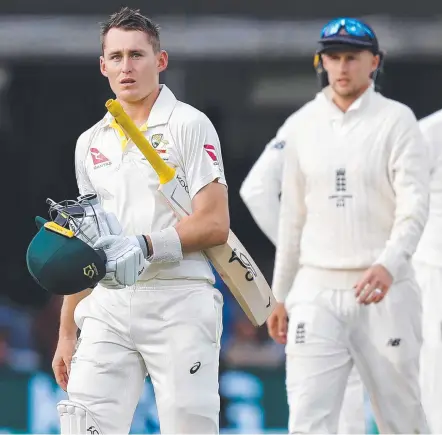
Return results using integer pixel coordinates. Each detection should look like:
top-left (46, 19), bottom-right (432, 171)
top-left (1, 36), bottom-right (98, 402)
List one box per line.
top-left (414, 109), bottom-right (442, 266)
top-left (239, 125), bottom-right (288, 246)
top-left (272, 86), bottom-right (430, 303)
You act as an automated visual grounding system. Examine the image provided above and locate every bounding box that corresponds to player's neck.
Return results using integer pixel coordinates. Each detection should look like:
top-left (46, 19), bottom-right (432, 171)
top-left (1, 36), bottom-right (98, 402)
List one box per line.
top-left (332, 82), bottom-right (370, 113)
top-left (118, 86), bottom-right (161, 127)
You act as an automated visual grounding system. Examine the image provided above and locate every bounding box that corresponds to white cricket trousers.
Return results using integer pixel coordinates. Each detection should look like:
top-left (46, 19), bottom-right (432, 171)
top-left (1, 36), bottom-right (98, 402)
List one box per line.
top-left (284, 266), bottom-right (428, 434)
top-left (336, 366), bottom-right (365, 434)
top-left (414, 260), bottom-right (442, 434)
top-left (68, 279), bottom-right (223, 434)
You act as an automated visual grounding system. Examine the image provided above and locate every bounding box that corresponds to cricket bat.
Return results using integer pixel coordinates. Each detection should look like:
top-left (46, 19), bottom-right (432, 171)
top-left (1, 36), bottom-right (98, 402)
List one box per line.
top-left (105, 99), bottom-right (276, 326)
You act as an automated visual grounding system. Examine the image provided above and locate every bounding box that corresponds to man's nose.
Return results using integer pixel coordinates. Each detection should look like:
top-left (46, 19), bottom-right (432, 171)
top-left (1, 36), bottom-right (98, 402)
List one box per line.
top-left (121, 56), bottom-right (133, 73)
top-left (339, 58), bottom-right (349, 72)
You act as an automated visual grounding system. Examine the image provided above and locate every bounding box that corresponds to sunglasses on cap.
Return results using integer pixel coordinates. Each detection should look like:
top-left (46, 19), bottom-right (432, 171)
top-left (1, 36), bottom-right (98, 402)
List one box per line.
top-left (321, 18), bottom-right (375, 39)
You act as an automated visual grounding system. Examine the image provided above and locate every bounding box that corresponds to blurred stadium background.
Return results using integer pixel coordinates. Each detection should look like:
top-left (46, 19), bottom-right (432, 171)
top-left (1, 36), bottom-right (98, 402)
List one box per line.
top-left (2, 0), bottom-right (442, 433)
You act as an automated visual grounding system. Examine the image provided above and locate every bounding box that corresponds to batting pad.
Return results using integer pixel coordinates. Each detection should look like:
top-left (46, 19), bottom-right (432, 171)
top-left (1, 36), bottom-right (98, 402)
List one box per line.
top-left (57, 400), bottom-right (102, 434)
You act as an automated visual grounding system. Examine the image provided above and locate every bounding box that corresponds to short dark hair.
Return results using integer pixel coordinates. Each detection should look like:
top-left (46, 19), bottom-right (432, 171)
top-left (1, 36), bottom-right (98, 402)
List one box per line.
top-left (100, 7), bottom-right (161, 53)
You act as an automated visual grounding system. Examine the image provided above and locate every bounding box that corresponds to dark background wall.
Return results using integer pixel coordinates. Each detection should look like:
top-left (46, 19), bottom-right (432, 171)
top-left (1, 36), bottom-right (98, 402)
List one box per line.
top-left (1, 0), bottom-right (441, 18)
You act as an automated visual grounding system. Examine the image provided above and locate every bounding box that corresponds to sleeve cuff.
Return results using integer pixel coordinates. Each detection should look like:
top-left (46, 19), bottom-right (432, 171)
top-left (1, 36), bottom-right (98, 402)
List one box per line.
top-left (189, 172), bottom-right (227, 199)
top-left (374, 247), bottom-right (406, 281)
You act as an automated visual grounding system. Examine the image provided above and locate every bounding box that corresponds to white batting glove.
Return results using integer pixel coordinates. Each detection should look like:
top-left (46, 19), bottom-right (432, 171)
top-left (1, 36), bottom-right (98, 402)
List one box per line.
top-left (93, 235), bottom-right (147, 288)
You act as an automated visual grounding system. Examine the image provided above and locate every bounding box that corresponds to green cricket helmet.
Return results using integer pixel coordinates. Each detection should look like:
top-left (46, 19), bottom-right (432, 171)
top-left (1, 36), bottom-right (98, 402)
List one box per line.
top-left (26, 196), bottom-right (107, 295)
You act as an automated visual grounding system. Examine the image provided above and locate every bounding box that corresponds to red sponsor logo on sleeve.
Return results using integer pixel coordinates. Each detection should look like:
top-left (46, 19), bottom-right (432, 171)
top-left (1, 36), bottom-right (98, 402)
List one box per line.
top-left (90, 148), bottom-right (109, 164)
top-left (204, 144), bottom-right (218, 164)
top-left (90, 148), bottom-right (112, 169)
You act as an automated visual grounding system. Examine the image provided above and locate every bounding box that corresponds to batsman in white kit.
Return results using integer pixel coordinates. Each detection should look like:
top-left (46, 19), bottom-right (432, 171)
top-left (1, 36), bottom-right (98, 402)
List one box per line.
top-left (270, 17), bottom-right (430, 433)
top-left (414, 108), bottom-right (442, 434)
top-left (240, 114), bottom-right (366, 432)
top-left (51, 8), bottom-right (232, 434)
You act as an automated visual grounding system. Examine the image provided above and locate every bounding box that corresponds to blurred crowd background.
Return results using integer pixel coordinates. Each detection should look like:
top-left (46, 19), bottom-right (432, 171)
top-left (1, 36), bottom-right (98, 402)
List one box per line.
top-left (2, 0), bottom-right (442, 433)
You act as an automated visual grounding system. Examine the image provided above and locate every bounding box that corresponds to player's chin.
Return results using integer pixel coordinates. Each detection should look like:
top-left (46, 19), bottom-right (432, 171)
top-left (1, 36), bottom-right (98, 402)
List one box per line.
top-left (334, 83), bottom-right (353, 96)
top-left (117, 88), bottom-right (143, 103)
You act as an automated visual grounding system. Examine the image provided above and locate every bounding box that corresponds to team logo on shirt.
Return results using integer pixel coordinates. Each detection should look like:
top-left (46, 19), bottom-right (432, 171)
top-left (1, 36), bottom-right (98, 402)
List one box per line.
top-left (90, 148), bottom-right (112, 169)
top-left (147, 134), bottom-right (169, 161)
top-left (328, 168), bottom-right (353, 207)
top-left (151, 134), bottom-right (169, 149)
top-left (204, 144), bottom-right (219, 165)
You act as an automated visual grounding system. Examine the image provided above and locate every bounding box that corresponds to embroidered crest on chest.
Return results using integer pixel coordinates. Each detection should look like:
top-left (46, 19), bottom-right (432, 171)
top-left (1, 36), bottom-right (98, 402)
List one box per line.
top-left (151, 134), bottom-right (169, 149)
top-left (149, 133), bottom-right (170, 161)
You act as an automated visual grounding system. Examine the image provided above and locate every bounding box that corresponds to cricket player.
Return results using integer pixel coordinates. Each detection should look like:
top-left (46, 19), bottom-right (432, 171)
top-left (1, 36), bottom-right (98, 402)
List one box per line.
top-left (413, 108), bottom-right (442, 433)
top-left (269, 17), bottom-right (430, 433)
top-left (51, 7), bottom-right (229, 434)
top-left (240, 131), bottom-right (366, 433)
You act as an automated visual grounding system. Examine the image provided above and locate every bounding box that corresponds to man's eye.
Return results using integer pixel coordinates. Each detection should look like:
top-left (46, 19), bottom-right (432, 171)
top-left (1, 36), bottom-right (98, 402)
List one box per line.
top-left (132, 53), bottom-right (141, 58)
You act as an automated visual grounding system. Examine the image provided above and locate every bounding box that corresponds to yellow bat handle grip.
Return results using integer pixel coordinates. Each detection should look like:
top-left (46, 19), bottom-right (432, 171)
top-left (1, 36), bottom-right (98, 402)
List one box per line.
top-left (105, 99), bottom-right (175, 184)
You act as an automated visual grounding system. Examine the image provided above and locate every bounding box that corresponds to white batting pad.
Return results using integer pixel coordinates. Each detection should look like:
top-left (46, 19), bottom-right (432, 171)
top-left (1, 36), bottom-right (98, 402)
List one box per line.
top-left (57, 400), bottom-right (102, 434)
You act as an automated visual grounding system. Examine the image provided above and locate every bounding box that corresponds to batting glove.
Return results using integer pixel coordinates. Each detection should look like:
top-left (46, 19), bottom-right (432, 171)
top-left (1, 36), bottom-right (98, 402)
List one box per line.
top-left (93, 235), bottom-right (147, 288)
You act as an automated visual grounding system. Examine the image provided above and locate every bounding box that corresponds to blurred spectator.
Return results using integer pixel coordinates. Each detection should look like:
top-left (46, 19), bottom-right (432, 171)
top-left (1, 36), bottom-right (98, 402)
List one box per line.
top-left (0, 301), bottom-right (34, 349)
top-left (0, 324), bottom-right (39, 373)
top-left (0, 301), bottom-right (40, 372)
top-left (222, 312), bottom-right (285, 368)
top-left (0, 327), bottom-right (12, 370)
top-left (212, 266), bottom-right (284, 368)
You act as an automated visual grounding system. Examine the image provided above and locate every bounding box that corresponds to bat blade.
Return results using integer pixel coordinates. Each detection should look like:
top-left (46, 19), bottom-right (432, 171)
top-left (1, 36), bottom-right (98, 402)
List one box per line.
top-left (206, 232), bottom-right (276, 326)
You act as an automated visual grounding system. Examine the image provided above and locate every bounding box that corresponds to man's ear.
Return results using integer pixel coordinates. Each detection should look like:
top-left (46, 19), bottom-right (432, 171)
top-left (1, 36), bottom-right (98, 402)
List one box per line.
top-left (321, 54), bottom-right (330, 72)
top-left (100, 56), bottom-right (108, 77)
top-left (157, 50), bottom-right (169, 73)
top-left (371, 54), bottom-right (380, 74)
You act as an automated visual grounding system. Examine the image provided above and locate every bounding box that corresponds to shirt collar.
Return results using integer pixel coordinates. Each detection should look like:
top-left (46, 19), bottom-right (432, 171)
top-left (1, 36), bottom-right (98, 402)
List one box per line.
top-left (318, 82), bottom-right (375, 115)
top-left (102, 84), bottom-right (177, 129)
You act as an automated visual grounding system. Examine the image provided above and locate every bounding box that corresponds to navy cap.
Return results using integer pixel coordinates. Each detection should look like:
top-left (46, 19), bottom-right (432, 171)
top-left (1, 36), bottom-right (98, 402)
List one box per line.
top-left (318, 18), bottom-right (379, 54)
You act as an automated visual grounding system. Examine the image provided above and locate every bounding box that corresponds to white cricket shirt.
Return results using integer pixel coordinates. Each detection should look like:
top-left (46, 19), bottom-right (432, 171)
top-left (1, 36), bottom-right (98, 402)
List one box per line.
top-left (272, 85), bottom-right (430, 302)
top-left (239, 128), bottom-right (286, 246)
top-left (75, 85), bottom-right (227, 283)
top-left (414, 109), bottom-right (442, 266)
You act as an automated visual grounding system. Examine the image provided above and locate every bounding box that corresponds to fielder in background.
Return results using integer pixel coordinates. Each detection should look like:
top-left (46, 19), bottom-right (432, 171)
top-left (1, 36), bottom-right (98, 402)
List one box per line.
top-left (269, 17), bottom-right (430, 433)
top-left (240, 122), bottom-right (367, 433)
top-left (414, 108), bottom-right (442, 434)
top-left (52, 7), bottom-right (229, 434)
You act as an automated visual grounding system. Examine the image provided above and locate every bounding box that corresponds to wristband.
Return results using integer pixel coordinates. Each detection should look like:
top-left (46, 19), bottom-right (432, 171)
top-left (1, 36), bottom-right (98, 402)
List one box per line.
top-left (149, 227), bottom-right (183, 263)
top-left (135, 235), bottom-right (149, 259)
top-left (142, 235), bottom-right (151, 258)
top-left (128, 235), bottom-right (149, 259)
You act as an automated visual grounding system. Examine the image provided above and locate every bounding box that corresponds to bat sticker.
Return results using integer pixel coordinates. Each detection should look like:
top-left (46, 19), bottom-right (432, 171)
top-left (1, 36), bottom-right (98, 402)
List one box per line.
top-left (229, 249), bottom-right (257, 282)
